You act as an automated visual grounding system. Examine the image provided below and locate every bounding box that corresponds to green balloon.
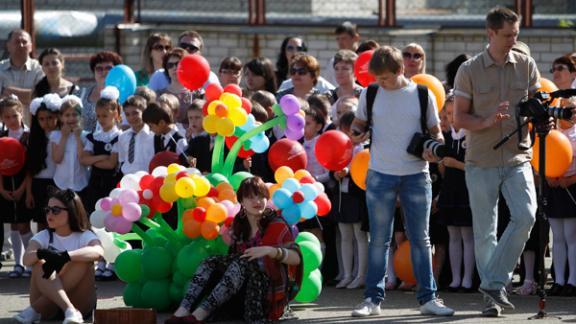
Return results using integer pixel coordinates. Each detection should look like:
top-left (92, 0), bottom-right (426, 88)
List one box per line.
top-left (115, 249), bottom-right (143, 283)
top-left (123, 282), bottom-right (145, 307)
top-left (299, 241), bottom-right (322, 274)
top-left (169, 282), bottom-right (185, 303)
top-left (230, 171), bottom-right (253, 191)
top-left (206, 173), bottom-right (229, 187)
top-left (279, 115), bottom-right (287, 130)
top-left (172, 271), bottom-right (189, 286)
top-left (177, 240), bottom-right (209, 277)
top-left (142, 246), bottom-right (173, 280)
top-left (144, 228), bottom-right (168, 247)
top-left (141, 279), bottom-right (172, 311)
top-left (296, 232), bottom-right (321, 248)
top-left (294, 269), bottom-right (322, 303)
top-left (164, 239), bottom-right (184, 259)
top-left (179, 197), bottom-right (196, 210)
top-left (140, 204), bottom-right (151, 219)
top-left (272, 103), bottom-right (284, 117)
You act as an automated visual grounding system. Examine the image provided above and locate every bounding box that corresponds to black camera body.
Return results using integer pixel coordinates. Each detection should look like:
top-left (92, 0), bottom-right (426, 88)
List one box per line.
top-left (407, 132), bottom-right (448, 159)
top-left (518, 92), bottom-right (573, 123)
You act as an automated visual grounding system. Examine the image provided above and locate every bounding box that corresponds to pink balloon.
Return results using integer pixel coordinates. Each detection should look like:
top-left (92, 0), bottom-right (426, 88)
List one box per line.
top-left (104, 215), bottom-right (133, 234)
top-left (119, 189), bottom-right (139, 205)
top-left (122, 202), bottom-right (142, 222)
top-left (220, 225), bottom-right (232, 246)
top-left (220, 200), bottom-right (235, 217)
top-left (285, 127), bottom-right (304, 141)
top-left (231, 203), bottom-right (241, 216)
top-left (100, 197), bottom-right (113, 211)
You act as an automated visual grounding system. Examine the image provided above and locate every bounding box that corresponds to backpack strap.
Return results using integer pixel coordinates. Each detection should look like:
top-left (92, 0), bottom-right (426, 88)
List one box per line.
top-left (365, 84), bottom-right (379, 148)
top-left (416, 84), bottom-right (429, 135)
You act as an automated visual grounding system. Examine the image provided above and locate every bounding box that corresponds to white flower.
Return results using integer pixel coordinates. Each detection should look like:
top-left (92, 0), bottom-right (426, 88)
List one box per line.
top-left (29, 97), bottom-right (44, 116)
top-left (100, 86), bottom-right (120, 101)
top-left (62, 94), bottom-right (83, 110)
top-left (43, 93), bottom-right (63, 112)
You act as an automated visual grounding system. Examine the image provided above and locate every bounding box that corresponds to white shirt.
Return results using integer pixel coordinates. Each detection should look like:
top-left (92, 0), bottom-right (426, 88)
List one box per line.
top-left (83, 126), bottom-right (122, 153)
top-left (50, 130), bottom-right (90, 191)
top-left (36, 131), bottom-right (57, 179)
top-left (277, 76), bottom-right (335, 93)
top-left (31, 229), bottom-right (99, 251)
top-left (303, 136), bottom-right (330, 183)
top-left (115, 124), bottom-right (155, 174)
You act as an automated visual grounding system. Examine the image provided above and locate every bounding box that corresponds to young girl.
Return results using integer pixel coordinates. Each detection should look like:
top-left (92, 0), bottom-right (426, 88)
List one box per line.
top-left (168, 177), bottom-right (302, 323)
top-left (333, 111), bottom-right (368, 289)
top-left (0, 95), bottom-right (32, 279)
top-left (437, 93), bottom-right (475, 292)
top-left (15, 188), bottom-right (103, 323)
top-left (26, 94), bottom-right (61, 234)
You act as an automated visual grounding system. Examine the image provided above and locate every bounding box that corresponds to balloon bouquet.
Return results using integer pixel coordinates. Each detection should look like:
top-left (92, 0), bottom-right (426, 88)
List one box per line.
top-left (90, 55), bottom-right (333, 311)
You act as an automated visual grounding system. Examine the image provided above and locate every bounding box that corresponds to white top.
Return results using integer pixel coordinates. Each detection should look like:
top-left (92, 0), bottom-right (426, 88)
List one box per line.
top-left (83, 126), bottom-right (122, 153)
top-left (50, 130), bottom-right (90, 191)
top-left (115, 124), bottom-right (155, 175)
top-left (31, 229), bottom-right (100, 251)
top-left (355, 81), bottom-right (439, 176)
top-left (148, 69), bottom-right (220, 92)
top-left (160, 127), bottom-right (188, 155)
top-left (36, 131), bottom-right (57, 179)
top-left (277, 76), bottom-right (335, 93)
top-left (303, 136), bottom-right (330, 183)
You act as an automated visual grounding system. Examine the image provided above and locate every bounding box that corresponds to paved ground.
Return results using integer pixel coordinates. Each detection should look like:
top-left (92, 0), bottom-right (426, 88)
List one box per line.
top-left (1, 258), bottom-right (575, 323)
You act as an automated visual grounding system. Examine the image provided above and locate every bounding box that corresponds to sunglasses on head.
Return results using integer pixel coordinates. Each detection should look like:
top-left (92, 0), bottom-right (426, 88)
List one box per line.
top-left (402, 52), bottom-right (423, 60)
top-left (179, 43), bottom-right (199, 53)
top-left (286, 45), bottom-right (305, 52)
top-left (152, 44), bottom-right (171, 51)
top-left (290, 67), bottom-right (309, 76)
top-left (44, 206), bottom-right (68, 215)
top-left (95, 65), bottom-right (113, 73)
top-left (166, 61), bottom-right (180, 70)
top-left (550, 65), bottom-right (570, 73)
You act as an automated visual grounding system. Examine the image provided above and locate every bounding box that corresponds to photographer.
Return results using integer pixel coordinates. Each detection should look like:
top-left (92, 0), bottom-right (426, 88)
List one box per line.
top-left (453, 7), bottom-right (541, 316)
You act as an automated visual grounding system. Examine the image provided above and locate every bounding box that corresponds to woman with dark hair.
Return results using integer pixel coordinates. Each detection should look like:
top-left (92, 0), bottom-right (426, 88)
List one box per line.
top-left (244, 57), bottom-right (277, 95)
top-left (14, 189), bottom-right (103, 324)
top-left (218, 56), bottom-right (243, 87)
top-left (275, 36), bottom-right (308, 86)
top-left (167, 177), bottom-right (302, 324)
top-left (135, 33), bottom-right (172, 86)
top-left (33, 48), bottom-right (79, 99)
top-left (444, 54), bottom-right (471, 91)
top-left (276, 53), bottom-right (321, 100)
top-left (79, 51), bottom-right (123, 132)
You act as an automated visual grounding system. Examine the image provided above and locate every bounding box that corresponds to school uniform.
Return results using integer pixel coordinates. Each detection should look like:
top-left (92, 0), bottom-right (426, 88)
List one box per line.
top-left (185, 132), bottom-right (212, 173)
top-left (50, 130), bottom-right (90, 192)
top-left (154, 127), bottom-right (189, 167)
top-left (30, 131), bottom-right (57, 225)
top-left (115, 124), bottom-right (155, 175)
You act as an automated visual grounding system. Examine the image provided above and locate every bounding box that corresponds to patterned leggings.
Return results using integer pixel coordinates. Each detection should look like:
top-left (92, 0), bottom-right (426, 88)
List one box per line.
top-left (180, 254), bottom-right (271, 323)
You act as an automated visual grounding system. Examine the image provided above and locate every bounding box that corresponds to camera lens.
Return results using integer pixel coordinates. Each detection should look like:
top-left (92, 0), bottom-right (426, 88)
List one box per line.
top-left (548, 107), bottom-right (573, 120)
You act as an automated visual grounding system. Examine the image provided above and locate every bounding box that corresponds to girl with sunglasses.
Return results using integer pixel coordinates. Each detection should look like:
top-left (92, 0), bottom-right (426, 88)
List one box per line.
top-left (15, 188), bottom-right (103, 324)
top-left (402, 43), bottom-right (426, 78)
top-left (136, 33), bottom-right (172, 87)
top-left (276, 54), bottom-right (321, 101)
top-left (275, 36), bottom-right (308, 86)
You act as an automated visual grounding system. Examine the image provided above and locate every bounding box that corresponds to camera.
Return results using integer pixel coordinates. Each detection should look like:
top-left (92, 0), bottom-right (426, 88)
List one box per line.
top-left (406, 132), bottom-right (448, 159)
top-left (518, 92), bottom-right (573, 122)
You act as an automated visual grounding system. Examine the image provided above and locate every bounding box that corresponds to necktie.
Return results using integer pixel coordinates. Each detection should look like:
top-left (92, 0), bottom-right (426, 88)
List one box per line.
top-left (128, 132), bottom-right (136, 163)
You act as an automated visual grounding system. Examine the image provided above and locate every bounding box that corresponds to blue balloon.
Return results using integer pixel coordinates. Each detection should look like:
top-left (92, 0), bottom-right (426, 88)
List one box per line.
top-left (282, 178), bottom-right (301, 193)
top-left (240, 114), bottom-right (256, 131)
top-left (299, 201), bottom-right (318, 220)
top-left (147, 69), bottom-right (169, 91)
top-left (105, 64), bottom-right (137, 104)
top-left (250, 134), bottom-right (270, 154)
top-left (272, 188), bottom-right (293, 209)
top-left (300, 183), bottom-right (319, 201)
top-left (282, 204), bottom-right (301, 225)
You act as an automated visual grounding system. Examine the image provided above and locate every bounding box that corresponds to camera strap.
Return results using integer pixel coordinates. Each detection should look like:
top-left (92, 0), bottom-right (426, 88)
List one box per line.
top-left (365, 84), bottom-right (429, 148)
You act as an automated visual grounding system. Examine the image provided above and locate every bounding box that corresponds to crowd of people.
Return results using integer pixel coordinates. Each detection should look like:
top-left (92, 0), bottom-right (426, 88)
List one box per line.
top-left (1, 5), bottom-right (576, 323)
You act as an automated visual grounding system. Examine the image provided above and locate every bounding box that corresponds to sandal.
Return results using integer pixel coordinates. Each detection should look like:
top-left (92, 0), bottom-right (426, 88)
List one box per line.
top-left (22, 268), bottom-right (32, 278)
top-left (9, 264), bottom-right (25, 279)
top-left (515, 280), bottom-right (536, 296)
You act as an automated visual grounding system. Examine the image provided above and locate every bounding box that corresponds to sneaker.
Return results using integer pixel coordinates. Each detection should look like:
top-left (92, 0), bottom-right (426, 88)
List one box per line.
top-left (336, 277), bottom-right (353, 289)
top-left (351, 298), bottom-right (381, 317)
top-left (481, 299), bottom-right (502, 317)
top-left (63, 308), bottom-right (84, 324)
top-left (347, 276), bottom-right (365, 289)
top-left (14, 306), bottom-right (41, 323)
top-left (419, 298), bottom-right (455, 316)
top-left (479, 287), bottom-right (515, 309)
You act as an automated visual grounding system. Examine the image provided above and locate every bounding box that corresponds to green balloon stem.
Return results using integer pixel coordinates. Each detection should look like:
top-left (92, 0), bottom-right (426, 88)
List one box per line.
top-left (131, 224), bottom-right (155, 246)
top-left (117, 233), bottom-right (141, 241)
top-left (152, 213), bottom-right (180, 242)
top-left (176, 199), bottom-right (184, 238)
top-left (211, 135), bottom-right (225, 173)
top-left (222, 117), bottom-right (281, 177)
top-left (139, 216), bottom-right (161, 229)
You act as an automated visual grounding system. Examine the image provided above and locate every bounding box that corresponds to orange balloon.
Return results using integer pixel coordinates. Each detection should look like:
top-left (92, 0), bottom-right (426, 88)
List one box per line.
top-left (538, 78), bottom-right (558, 94)
top-left (216, 182), bottom-right (233, 193)
top-left (531, 130), bottom-right (573, 177)
top-left (411, 74), bottom-right (446, 112)
top-left (218, 189), bottom-right (237, 203)
top-left (393, 241), bottom-right (416, 285)
top-left (206, 203), bottom-right (227, 223)
top-left (183, 219), bottom-right (201, 238)
top-left (201, 221), bottom-right (220, 240)
top-left (182, 209), bottom-right (195, 223)
top-left (350, 149), bottom-right (370, 190)
top-left (197, 197), bottom-right (216, 209)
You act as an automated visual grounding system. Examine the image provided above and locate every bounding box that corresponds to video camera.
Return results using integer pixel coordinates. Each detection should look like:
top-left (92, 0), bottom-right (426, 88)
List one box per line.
top-left (518, 91), bottom-right (573, 123)
top-left (406, 132), bottom-right (448, 159)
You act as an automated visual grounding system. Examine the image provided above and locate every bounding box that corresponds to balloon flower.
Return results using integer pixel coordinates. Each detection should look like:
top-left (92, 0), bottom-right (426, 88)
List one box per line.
top-left (203, 92), bottom-right (248, 137)
top-left (90, 188), bottom-right (143, 234)
top-left (275, 94), bottom-right (305, 141)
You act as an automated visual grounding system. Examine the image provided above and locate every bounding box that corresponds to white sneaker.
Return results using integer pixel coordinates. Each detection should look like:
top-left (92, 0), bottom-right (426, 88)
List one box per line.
top-left (351, 298), bottom-right (381, 317)
top-left (63, 308), bottom-right (84, 324)
top-left (336, 277), bottom-right (353, 289)
top-left (14, 306), bottom-right (41, 323)
top-left (419, 298), bottom-right (455, 316)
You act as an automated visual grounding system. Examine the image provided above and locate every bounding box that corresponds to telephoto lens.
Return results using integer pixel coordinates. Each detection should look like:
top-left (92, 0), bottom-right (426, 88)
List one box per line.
top-left (548, 107), bottom-right (573, 120)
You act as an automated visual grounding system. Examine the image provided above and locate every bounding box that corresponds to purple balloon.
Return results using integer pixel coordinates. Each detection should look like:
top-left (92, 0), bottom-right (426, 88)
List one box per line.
top-left (287, 114), bottom-right (305, 131)
top-left (280, 94), bottom-right (300, 115)
top-left (285, 127), bottom-right (304, 141)
top-left (104, 215), bottom-right (133, 234)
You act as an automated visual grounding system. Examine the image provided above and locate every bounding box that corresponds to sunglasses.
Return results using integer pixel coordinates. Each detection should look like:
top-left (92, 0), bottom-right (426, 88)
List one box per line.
top-left (219, 69), bottom-right (241, 75)
top-left (44, 206), bottom-right (68, 215)
top-left (550, 65), bottom-right (570, 73)
top-left (290, 67), bottom-right (309, 76)
top-left (94, 65), bottom-right (113, 73)
top-left (166, 61), bottom-right (180, 70)
top-left (286, 45), bottom-right (305, 52)
top-left (402, 52), bottom-right (423, 60)
top-left (152, 44), bottom-right (171, 51)
top-left (179, 43), bottom-right (199, 53)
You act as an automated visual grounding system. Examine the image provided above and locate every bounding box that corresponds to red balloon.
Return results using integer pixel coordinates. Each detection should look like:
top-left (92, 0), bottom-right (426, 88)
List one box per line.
top-left (292, 191), bottom-right (305, 204)
top-left (225, 136), bottom-right (255, 159)
top-left (202, 101), bottom-right (210, 116)
top-left (354, 50), bottom-right (375, 87)
top-left (0, 137), bottom-right (26, 176)
top-left (149, 151), bottom-right (180, 173)
top-left (152, 196), bottom-right (172, 213)
top-left (139, 175), bottom-right (154, 189)
top-left (223, 84), bottom-right (242, 97)
top-left (193, 207), bottom-right (207, 222)
top-left (207, 186), bottom-right (219, 198)
top-left (315, 130), bottom-right (353, 171)
top-left (177, 54), bottom-right (211, 91)
top-left (315, 193), bottom-right (331, 217)
top-left (268, 139), bottom-right (307, 172)
top-left (205, 83), bottom-right (223, 102)
top-left (241, 97), bottom-right (252, 114)
top-left (299, 176), bottom-right (315, 184)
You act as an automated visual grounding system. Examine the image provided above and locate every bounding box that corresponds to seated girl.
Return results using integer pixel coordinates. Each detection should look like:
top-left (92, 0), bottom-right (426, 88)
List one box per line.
top-left (15, 188), bottom-right (103, 324)
top-left (167, 177), bottom-right (303, 324)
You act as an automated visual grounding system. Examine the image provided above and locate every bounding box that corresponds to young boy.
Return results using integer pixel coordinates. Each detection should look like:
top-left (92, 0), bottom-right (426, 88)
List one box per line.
top-left (158, 93), bottom-right (186, 136)
top-left (185, 100), bottom-right (211, 173)
top-left (142, 102), bottom-right (189, 166)
top-left (115, 95), bottom-right (155, 175)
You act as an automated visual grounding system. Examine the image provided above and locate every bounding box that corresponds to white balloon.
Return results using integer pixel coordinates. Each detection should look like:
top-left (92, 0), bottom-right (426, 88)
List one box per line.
top-left (90, 210), bottom-right (107, 228)
top-left (95, 198), bottom-right (104, 211)
top-left (93, 228), bottom-right (131, 263)
top-left (152, 166), bottom-right (168, 177)
top-left (185, 167), bottom-right (201, 176)
top-left (134, 171), bottom-right (148, 179)
top-left (142, 189), bottom-right (153, 200)
top-left (109, 188), bottom-right (124, 199)
top-left (313, 182), bottom-right (325, 193)
top-left (120, 174), bottom-right (140, 191)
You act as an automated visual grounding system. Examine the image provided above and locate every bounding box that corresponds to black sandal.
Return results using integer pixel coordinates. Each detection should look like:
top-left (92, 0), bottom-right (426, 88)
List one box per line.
top-left (9, 264), bottom-right (25, 279)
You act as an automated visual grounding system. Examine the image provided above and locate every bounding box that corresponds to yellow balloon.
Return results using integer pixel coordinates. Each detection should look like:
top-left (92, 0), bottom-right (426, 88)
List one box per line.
top-left (164, 173), bottom-right (178, 185)
top-left (220, 93), bottom-right (242, 109)
top-left (167, 163), bottom-right (183, 175)
top-left (175, 177), bottom-right (196, 198)
top-left (206, 203), bottom-right (228, 223)
top-left (207, 100), bottom-right (225, 116)
top-left (203, 115), bottom-right (219, 134)
top-left (192, 176), bottom-right (211, 197)
top-left (159, 183), bottom-right (178, 202)
top-left (294, 169), bottom-right (312, 180)
top-left (275, 166), bottom-right (294, 185)
top-left (217, 118), bottom-right (235, 137)
top-left (228, 107), bottom-right (248, 126)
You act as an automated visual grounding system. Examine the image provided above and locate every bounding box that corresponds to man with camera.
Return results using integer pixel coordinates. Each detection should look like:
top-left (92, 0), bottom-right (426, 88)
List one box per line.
top-left (349, 46), bottom-right (454, 318)
top-left (453, 6), bottom-right (541, 317)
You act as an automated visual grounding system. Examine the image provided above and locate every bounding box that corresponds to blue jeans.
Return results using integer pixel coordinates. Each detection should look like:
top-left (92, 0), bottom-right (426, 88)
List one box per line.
top-left (465, 162), bottom-right (536, 290)
top-left (364, 170), bottom-right (436, 304)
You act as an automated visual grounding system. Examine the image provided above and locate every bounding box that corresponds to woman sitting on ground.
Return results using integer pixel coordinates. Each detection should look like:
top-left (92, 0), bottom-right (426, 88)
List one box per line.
top-left (167, 177), bottom-right (303, 324)
top-left (15, 188), bottom-right (103, 324)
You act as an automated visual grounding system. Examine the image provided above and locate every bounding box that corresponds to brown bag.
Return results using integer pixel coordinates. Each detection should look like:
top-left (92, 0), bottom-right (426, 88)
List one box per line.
top-left (94, 308), bottom-right (156, 324)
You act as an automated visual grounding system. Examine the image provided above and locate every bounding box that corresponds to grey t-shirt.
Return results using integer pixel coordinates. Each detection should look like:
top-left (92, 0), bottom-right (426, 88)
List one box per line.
top-left (355, 81), bottom-right (439, 176)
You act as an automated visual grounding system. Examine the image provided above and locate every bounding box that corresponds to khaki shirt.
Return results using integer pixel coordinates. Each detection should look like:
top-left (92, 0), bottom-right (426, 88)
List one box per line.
top-left (454, 49), bottom-right (540, 167)
top-left (0, 57), bottom-right (44, 94)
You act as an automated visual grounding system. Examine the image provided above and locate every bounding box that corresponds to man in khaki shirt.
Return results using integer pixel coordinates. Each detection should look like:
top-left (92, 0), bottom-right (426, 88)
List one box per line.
top-left (453, 6), bottom-right (539, 317)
